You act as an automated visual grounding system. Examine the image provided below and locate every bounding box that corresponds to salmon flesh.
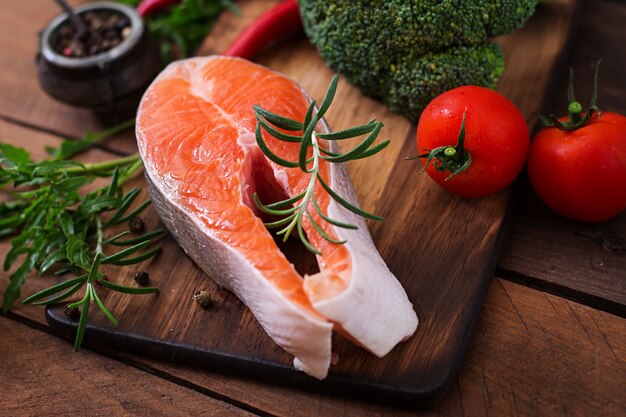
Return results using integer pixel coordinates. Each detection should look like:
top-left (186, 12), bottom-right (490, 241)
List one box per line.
top-left (136, 56), bottom-right (418, 379)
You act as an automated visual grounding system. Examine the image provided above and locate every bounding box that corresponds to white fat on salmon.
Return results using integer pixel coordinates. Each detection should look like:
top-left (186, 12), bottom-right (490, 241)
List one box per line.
top-left (136, 56), bottom-right (418, 379)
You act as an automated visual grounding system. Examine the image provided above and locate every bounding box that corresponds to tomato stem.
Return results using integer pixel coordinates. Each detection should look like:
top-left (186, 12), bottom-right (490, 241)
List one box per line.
top-left (444, 147), bottom-right (457, 157)
top-left (568, 101), bottom-right (583, 124)
top-left (537, 60), bottom-right (603, 132)
top-left (418, 112), bottom-right (472, 181)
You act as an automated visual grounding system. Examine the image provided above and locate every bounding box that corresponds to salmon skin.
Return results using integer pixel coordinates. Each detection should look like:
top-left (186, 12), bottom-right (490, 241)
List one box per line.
top-left (136, 56), bottom-right (418, 379)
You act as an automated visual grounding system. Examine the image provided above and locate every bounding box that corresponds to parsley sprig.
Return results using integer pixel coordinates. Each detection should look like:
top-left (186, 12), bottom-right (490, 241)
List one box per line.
top-left (253, 75), bottom-right (389, 255)
top-left (1, 138), bottom-right (163, 350)
top-left (116, 0), bottom-right (237, 59)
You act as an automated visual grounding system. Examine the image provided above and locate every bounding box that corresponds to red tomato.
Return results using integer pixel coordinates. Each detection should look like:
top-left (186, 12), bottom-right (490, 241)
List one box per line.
top-left (416, 86), bottom-right (529, 198)
top-left (528, 112), bottom-right (626, 222)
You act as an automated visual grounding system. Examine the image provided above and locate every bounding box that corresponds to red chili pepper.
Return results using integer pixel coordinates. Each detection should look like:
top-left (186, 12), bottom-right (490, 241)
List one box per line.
top-left (222, 0), bottom-right (302, 60)
top-left (137, 0), bottom-right (180, 17)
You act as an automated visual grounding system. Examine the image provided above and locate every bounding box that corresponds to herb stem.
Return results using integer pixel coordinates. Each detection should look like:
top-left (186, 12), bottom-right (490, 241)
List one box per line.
top-left (118, 158), bottom-right (144, 185)
top-left (64, 154), bottom-right (141, 175)
top-left (95, 215), bottom-right (104, 255)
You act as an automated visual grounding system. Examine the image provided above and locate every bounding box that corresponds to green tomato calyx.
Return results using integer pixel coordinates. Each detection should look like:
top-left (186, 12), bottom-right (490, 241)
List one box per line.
top-left (419, 111), bottom-right (472, 181)
top-left (537, 60), bottom-right (603, 132)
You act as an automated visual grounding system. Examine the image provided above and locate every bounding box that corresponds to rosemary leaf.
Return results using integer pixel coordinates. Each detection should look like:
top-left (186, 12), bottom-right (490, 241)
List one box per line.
top-left (263, 214), bottom-right (298, 229)
top-left (321, 122), bottom-right (383, 163)
top-left (316, 121), bottom-right (378, 141)
top-left (317, 174), bottom-right (384, 221)
top-left (306, 209), bottom-right (346, 245)
top-left (253, 193), bottom-right (297, 216)
top-left (32, 281), bottom-right (84, 306)
top-left (112, 199), bottom-right (152, 225)
top-left (259, 191), bottom-right (305, 210)
top-left (257, 116), bottom-right (303, 143)
top-left (251, 74), bottom-right (387, 254)
top-left (253, 105), bottom-right (303, 131)
top-left (107, 230), bottom-right (167, 246)
top-left (315, 75), bottom-right (339, 119)
top-left (297, 219), bottom-right (321, 255)
top-left (72, 292), bottom-right (90, 351)
top-left (312, 196), bottom-right (358, 230)
top-left (98, 279), bottom-right (159, 294)
top-left (101, 241), bottom-right (151, 265)
top-left (104, 188), bottom-right (142, 225)
top-left (108, 247), bottom-right (161, 266)
top-left (91, 288), bottom-right (119, 327)
top-left (254, 124), bottom-right (299, 168)
top-left (22, 275), bottom-right (86, 304)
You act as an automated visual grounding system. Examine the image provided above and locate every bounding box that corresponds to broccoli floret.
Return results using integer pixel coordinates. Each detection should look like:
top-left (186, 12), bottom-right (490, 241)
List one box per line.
top-left (298, 0), bottom-right (537, 122)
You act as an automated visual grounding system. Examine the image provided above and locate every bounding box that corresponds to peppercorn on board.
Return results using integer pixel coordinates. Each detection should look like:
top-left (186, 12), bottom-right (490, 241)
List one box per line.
top-left (44, 0), bottom-right (578, 406)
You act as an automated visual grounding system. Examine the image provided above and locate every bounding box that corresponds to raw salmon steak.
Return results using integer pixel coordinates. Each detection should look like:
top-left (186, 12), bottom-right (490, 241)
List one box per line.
top-left (136, 56), bottom-right (418, 379)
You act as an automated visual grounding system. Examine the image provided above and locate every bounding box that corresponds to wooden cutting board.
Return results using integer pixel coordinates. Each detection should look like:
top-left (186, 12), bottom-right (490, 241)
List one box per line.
top-left (46, 0), bottom-right (578, 407)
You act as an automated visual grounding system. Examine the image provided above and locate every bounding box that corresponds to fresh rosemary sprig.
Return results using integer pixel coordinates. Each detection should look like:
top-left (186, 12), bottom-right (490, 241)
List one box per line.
top-left (0, 142), bottom-right (163, 350)
top-left (253, 75), bottom-right (389, 255)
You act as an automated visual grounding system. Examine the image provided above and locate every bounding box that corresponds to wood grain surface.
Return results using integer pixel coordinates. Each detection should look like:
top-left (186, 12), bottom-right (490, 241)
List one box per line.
top-left (499, 0), bottom-right (626, 316)
top-left (0, 317), bottom-right (253, 417)
top-left (34, 0), bottom-right (578, 406)
top-left (2, 0), bottom-right (626, 415)
top-left (6, 267), bottom-right (626, 416)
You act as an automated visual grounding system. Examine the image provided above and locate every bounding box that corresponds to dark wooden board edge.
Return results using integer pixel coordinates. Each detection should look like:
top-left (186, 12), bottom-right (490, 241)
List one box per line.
top-left (45, 304), bottom-right (437, 409)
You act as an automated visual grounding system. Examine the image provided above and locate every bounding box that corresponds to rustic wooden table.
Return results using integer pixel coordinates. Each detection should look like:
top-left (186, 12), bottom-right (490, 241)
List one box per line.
top-left (1, 0), bottom-right (625, 416)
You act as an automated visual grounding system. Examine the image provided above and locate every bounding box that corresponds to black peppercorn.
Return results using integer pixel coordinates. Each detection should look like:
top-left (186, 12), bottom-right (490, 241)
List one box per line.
top-left (134, 271), bottom-right (149, 286)
top-left (193, 290), bottom-right (212, 308)
top-left (129, 217), bottom-right (145, 233)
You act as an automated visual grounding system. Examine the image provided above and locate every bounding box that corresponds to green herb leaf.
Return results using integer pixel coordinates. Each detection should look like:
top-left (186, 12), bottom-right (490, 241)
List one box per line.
top-left (1, 135), bottom-right (159, 351)
top-left (101, 241), bottom-right (151, 264)
top-left (32, 281), bottom-right (84, 306)
top-left (254, 124), bottom-right (299, 168)
top-left (72, 292), bottom-right (90, 351)
top-left (98, 279), bottom-right (159, 294)
top-left (0, 143), bottom-right (33, 166)
top-left (2, 254), bottom-right (36, 313)
top-left (91, 287), bottom-right (119, 327)
top-left (46, 119), bottom-right (134, 160)
top-left (22, 274), bottom-right (87, 304)
top-left (107, 229), bottom-right (167, 246)
top-left (117, 0), bottom-right (237, 60)
top-left (109, 247), bottom-right (161, 266)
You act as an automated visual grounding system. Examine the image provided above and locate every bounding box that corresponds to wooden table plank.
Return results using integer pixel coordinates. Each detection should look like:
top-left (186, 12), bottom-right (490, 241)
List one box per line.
top-left (2, 2), bottom-right (583, 407)
top-left (0, 316), bottom-right (255, 417)
top-left (2, 120), bottom-right (624, 415)
top-left (0, 1), bottom-right (101, 135)
top-left (4, 121), bottom-right (625, 415)
top-left (2, 0), bottom-right (626, 414)
top-left (5, 253), bottom-right (626, 417)
top-left (103, 279), bottom-right (626, 417)
top-left (499, 0), bottom-right (626, 315)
